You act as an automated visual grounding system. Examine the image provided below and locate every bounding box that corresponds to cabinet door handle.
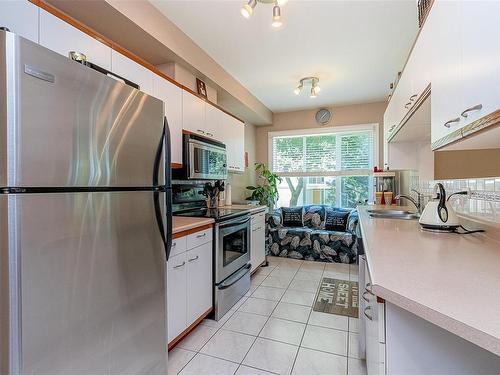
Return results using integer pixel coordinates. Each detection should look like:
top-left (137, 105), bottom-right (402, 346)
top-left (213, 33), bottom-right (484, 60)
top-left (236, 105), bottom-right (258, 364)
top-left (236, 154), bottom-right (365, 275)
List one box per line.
top-left (171, 242), bottom-right (176, 247)
top-left (404, 102), bottom-right (412, 109)
top-left (196, 233), bottom-right (207, 238)
top-left (444, 117), bottom-right (460, 128)
top-left (197, 129), bottom-right (205, 134)
top-left (362, 290), bottom-right (371, 303)
top-left (252, 227), bottom-right (262, 232)
top-left (461, 104), bottom-right (482, 118)
top-left (409, 94), bottom-right (418, 101)
top-left (206, 132), bottom-right (214, 137)
top-left (365, 283), bottom-right (374, 295)
top-left (173, 261), bottom-right (186, 269)
top-left (364, 306), bottom-right (373, 321)
top-left (188, 255), bottom-right (199, 262)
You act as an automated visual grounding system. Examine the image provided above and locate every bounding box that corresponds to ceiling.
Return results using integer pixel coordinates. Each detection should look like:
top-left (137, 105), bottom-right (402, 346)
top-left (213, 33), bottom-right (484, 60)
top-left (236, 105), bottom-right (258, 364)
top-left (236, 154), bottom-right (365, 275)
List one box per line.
top-left (150, 0), bottom-right (418, 113)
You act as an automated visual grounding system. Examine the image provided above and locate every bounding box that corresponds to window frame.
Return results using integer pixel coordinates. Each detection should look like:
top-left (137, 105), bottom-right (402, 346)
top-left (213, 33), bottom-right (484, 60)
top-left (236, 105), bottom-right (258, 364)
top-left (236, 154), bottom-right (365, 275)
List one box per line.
top-left (267, 123), bottom-right (380, 176)
top-left (268, 124), bottom-right (379, 208)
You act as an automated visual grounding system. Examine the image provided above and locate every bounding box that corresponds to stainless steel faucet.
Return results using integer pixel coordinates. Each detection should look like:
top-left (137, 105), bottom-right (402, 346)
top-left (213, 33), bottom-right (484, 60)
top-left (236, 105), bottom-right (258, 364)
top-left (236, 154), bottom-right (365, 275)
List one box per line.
top-left (395, 189), bottom-right (425, 214)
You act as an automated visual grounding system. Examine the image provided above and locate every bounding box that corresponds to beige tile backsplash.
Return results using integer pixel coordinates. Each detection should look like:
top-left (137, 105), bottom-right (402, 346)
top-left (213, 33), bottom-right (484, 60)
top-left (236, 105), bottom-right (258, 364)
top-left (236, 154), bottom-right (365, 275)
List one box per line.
top-left (417, 177), bottom-right (500, 224)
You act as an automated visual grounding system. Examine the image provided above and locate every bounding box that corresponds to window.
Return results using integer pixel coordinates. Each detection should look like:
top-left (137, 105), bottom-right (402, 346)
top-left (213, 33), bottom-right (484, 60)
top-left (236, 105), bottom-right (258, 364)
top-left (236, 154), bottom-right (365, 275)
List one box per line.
top-left (269, 125), bottom-right (377, 208)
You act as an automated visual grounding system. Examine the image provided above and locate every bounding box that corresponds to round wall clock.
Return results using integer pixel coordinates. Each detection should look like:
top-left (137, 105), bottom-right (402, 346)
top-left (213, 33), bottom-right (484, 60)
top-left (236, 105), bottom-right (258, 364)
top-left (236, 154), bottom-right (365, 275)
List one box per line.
top-left (315, 108), bottom-right (332, 125)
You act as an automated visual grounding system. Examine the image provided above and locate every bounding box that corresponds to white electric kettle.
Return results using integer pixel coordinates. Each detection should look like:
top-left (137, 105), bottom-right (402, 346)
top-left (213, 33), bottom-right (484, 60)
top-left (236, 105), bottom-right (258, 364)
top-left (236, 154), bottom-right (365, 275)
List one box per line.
top-left (419, 183), bottom-right (460, 231)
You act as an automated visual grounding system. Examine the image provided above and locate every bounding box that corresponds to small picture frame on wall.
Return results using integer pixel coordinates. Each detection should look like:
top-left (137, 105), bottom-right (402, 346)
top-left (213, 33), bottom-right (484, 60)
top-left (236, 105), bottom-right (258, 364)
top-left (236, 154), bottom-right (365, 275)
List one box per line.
top-left (196, 78), bottom-right (208, 99)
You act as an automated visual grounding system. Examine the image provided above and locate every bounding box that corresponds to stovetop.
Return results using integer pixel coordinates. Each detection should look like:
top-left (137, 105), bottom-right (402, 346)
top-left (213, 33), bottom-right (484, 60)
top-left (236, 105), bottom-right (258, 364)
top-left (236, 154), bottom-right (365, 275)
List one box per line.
top-left (173, 207), bottom-right (250, 222)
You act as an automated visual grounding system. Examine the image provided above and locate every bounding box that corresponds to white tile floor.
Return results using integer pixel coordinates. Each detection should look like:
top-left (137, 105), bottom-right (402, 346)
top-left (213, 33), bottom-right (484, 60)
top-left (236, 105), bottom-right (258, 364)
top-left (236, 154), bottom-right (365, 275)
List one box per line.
top-left (169, 256), bottom-right (367, 375)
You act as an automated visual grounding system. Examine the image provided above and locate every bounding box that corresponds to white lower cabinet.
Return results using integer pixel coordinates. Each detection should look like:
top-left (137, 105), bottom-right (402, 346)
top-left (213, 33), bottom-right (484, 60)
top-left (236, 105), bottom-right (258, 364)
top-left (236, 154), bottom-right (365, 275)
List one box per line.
top-left (167, 252), bottom-right (187, 342)
top-left (250, 210), bottom-right (267, 273)
top-left (167, 228), bottom-right (213, 344)
top-left (39, 9), bottom-right (112, 70)
top-left (186, 242), bottom-right (213, 325)
top-left (363, 261), bottom-right (500, 375)
top-left (0, 0), bottom-right (39, 43)
top-left (364, 262), bottom-right (386, 375)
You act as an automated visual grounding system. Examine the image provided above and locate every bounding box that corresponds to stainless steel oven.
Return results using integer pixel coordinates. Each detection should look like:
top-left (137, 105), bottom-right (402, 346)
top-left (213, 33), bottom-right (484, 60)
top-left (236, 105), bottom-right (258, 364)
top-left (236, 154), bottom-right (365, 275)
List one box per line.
top-left (173, 133), bottom-right (227, 180)
top-left (214, 214), bottom-right (251, 320)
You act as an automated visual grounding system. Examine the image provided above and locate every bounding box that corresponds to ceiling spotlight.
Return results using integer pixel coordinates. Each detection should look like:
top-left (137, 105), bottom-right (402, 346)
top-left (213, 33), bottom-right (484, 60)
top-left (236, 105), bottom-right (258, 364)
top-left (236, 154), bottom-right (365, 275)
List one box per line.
top-left (240, 0), bottom-right (286, 27)
top-left (272, 5), bottom-right (283, 28)
top-left (294, 77), bottom-right (321, 98)
top-left (293, 84), bottom-right (303, 95)
top-left (241, 0), bottom-right (257, 18)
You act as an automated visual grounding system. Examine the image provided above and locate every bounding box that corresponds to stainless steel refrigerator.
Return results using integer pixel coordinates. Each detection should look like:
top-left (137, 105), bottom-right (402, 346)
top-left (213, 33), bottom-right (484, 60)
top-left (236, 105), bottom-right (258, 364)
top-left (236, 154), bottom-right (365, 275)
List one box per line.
top-left (0, 30), bottom-right (172, 374)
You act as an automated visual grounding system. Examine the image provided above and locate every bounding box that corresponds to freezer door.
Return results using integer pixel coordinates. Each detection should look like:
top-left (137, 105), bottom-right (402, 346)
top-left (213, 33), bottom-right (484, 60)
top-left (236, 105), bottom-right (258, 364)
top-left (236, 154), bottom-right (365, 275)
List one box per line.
top-left (1, 32), bottom-right (165, 188)
top-left (7, 191), bottom-right (167, 375)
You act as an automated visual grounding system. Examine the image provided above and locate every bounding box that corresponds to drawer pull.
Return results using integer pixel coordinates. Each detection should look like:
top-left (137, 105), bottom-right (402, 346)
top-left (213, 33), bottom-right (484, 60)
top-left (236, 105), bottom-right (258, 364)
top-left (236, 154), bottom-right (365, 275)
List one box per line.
top-left (362, 290), bottom-right (371, 303)
top-left (409, 94), bottom-right (418, 101)
top-left (188, 255), bottom-right (199, 262)
top-left (444, 117), bottom-right (460, 128)
top-left (252, 227), bottom-right (262, 232)
top-left (196, 233), bottom-right (207, 238)
top-left (461, 104), bottom-right (482, 118)
top-left (364, 306), bottom-right (373, 321)
top-left (173, 261), bottom-right (185, 269)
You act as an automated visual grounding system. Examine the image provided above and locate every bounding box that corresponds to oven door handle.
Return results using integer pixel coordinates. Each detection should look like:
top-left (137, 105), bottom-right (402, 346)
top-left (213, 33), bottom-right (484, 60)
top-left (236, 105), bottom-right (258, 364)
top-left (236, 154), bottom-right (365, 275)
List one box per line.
top-left (217, 263), bottom-right (251, 290)
top-left (218, 216), bottom-right (251, 229)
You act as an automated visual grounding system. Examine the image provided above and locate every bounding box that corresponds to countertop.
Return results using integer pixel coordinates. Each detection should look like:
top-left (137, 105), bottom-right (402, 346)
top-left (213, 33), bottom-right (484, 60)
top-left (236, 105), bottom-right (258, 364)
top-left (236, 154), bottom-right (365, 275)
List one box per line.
top-left (358, 205), bottom-right (500, 356)
top-left (172, 216), bottom-right (214, 234)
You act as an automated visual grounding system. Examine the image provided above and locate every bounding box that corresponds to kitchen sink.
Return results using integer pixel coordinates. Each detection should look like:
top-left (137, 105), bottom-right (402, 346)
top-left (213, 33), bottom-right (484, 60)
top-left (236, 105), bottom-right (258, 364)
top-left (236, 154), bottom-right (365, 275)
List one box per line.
top-left (367, 209), bottom-right (420, 220)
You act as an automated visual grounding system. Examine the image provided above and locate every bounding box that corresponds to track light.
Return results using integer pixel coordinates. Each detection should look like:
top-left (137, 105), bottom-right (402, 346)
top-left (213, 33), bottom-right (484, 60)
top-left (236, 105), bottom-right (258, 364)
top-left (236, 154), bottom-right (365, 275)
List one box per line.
top-left (240, 0), bottom-right (286, 28)
top-left (293, 77), bottom-right (321, 98)
top-left (241, 0), bottom-right (257, 19)
top-left (293, 84), bottom-right (303, 95)
top-left (272, 5), bottom-right (282, 28)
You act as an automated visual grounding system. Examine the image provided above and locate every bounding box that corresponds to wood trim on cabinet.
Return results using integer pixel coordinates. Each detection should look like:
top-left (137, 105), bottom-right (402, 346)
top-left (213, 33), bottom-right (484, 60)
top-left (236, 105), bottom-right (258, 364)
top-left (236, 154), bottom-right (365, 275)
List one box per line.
top-left (167, 307), bottom-right (213, 351)
top-left (172, 224), bottom-right (213, 239)
top-left (30, 0), bottom-right (245, 124)
top-left (171, 163), bottom-right (183, 169)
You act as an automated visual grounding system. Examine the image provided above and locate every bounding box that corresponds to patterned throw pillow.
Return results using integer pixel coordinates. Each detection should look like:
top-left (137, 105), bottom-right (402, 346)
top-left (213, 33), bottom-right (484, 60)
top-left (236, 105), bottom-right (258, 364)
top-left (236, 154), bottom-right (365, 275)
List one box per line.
top-left (281, 207), bottom-right (304, 227)
top-left (324, 208), bottom-right (350, 232)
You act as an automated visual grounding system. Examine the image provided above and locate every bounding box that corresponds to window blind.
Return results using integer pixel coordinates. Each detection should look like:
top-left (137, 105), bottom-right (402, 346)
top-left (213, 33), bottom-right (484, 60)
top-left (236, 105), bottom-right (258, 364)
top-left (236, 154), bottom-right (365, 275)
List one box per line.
top-left (271, 129), bottom-right (374, 176)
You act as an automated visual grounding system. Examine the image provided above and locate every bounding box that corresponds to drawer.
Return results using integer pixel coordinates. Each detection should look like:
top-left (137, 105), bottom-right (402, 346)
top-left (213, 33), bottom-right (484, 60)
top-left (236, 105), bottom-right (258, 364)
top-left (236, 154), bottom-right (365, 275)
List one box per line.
top-left (170, 236), bottom-right (187, 257)
top-left (187, 227), bottom-right (213, 249)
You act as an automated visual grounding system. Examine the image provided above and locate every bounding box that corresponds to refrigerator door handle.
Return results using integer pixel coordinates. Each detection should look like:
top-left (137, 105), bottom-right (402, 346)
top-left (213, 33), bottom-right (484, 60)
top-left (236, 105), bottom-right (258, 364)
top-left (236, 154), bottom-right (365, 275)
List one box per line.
top-left (164, 117), bottom-right (173, 259)
top-left (153, 122), bottom-right (168, 259)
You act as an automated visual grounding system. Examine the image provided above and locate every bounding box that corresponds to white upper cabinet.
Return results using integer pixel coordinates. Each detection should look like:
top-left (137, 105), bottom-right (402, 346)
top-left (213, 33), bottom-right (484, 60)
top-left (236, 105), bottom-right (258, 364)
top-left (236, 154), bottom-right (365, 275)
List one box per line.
top-left (0, 0), bottom-right (38, 43)
top-left (153, 76), bottom-right (183, 165)
top-left (182, 91), bottom-right (206, 136)
top-left (429, 1), bottom-right (463, 144)
top-left (205, 104), bottom-right (223, 140)
top-left (222, 114), bottom-right (245, 173)
top-left (39, 9), bottom-right (111, 71)
top-left (111, 50), bottom-right (154, 96)
top-left (459, 1), bottom-right (500, 129)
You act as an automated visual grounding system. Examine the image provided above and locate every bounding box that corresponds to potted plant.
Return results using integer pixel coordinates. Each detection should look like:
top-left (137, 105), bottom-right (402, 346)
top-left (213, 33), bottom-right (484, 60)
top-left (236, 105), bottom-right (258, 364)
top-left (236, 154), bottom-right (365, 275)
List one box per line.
top-left (246, 163), bottom-right (282, 210)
